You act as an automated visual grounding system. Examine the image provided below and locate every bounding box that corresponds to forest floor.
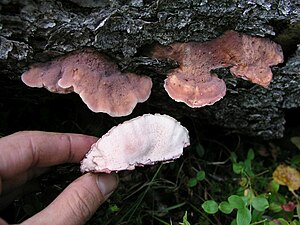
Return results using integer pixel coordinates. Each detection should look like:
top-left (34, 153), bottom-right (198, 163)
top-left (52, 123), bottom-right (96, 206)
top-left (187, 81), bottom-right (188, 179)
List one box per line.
top-left (1, 92), bottom-right (300, 225)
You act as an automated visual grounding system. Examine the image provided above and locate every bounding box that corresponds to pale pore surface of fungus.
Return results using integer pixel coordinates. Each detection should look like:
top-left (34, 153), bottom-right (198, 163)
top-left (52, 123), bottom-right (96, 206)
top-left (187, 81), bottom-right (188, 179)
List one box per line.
top-left (21, 48), bottom-right (152, 117)
top-left (150, 30), bottom-right (284, 108)
top-left (80, 114), bottom-right (190, 173)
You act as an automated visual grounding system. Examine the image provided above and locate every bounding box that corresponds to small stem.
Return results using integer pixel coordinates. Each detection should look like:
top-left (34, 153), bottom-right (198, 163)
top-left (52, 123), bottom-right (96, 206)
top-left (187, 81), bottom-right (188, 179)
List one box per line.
top-left (250, 219), bottom-right (268, 225)
top-left (291, 190), bottom-right (300, 201)
top-left (254, 170), bottom-right (269, 177)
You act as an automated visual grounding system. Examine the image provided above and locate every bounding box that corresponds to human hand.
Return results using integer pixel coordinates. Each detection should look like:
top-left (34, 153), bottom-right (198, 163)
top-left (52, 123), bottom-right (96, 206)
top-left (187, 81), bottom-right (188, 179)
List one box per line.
top-left (0, 131), bottom-right (118, 225)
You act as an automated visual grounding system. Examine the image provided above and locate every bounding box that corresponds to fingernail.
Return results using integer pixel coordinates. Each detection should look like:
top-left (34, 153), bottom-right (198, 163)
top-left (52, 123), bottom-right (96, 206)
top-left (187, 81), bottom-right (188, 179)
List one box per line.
top-left (96, 174), bottom-right (119, 198)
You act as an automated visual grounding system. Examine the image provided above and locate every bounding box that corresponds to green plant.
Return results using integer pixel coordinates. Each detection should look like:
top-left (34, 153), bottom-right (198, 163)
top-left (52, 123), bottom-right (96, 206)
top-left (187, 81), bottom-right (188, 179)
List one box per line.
top-left (179, 211), bottom-right (191, 225)
top-left (201, 149), bottom-right (300, 225)
top-left (187, 170), bottom-right (206, 188)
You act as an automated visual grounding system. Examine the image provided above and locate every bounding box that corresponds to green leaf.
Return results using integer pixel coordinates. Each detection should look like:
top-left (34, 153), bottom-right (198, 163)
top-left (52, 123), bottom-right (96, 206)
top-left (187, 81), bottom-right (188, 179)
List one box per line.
top-left (279, 219), bottom-right (290, 225)
top-left (179, 211), bottom-right (191, 225)
top-left (233, 162), bottom-right (244, 174)
top-left (228, 195), bottom-right (245, 209)
top-left (244, 158), bottom-right (254, 176)
top-left (230, 219), bottom-right (237, 225)
top-left (291, 155), bottom-right (300, 164)
top-left (244, 189), bottom-right (254, 202)
top-left (187, 178), bottom-right (198, 188)
top-left (247, 149), bottom-right (255, 160)
top-left (239, 177), bottom-right (248, 187)
top-left (242, 195), bottom-right (250, 206)
top-left (268, 191), bottom-right (286, 206)
top-left (219, 201), bottom-right (233, 214)
top-left (251, 209), bottom-right (264, 223)
top-left (252, 196), bottom-right (269, 211)
top-left (290, 220), bottom-right (300, 225)
top-left (269, 202), bottom-right (282, 213)
top-left (236, 207), bottom-right (251, 225)
top-left (196, 171), bottom-right (205, 181)
top-left (269, 180), bottom-right (280, 193)
top-left (293, 220), bottom-right (300, 225)
top-left (297, 204), bottom-right (300, 220)
top-left (202, 200), bottom-right (219, 214)
top-left (109, 204), bottom-right (120, 212)
top-left (269, 218), bottom-right (289, 225)
top-left (230, 152), bottom-right (237, 163)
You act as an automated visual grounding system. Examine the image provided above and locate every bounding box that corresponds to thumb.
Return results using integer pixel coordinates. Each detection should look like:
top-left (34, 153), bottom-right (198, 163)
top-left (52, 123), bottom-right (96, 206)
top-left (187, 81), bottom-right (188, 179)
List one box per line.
top-left (21, 173), bottom-right (118, 225)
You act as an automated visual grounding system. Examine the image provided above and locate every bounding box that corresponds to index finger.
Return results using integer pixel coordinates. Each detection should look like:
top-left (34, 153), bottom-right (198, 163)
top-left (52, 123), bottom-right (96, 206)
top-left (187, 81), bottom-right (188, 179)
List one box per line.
top-left (0, 131), bottom-right (98, 179)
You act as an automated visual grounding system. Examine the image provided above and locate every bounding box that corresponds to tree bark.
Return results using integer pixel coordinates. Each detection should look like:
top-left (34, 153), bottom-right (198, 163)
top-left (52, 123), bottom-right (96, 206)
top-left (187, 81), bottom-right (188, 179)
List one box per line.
top-left (1, 0), bottom-right (300, 139)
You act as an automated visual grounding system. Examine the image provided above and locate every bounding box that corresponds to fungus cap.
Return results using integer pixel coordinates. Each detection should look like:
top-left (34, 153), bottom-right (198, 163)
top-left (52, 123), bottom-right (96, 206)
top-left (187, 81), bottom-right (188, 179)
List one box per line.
top-left (80, 114), bottom-right (190, 173)
top-left (150, 30), bottom-right (283, 108)
top-left (21, 48), bottom-right (152, 117)
top-left (216, 31), bottom-right (284, 87)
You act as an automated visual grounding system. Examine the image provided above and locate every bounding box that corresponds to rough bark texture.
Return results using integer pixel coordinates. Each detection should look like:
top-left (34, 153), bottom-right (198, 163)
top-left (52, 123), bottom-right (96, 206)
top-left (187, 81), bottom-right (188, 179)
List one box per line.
top-left (1, 0), bottom-right (300, 139)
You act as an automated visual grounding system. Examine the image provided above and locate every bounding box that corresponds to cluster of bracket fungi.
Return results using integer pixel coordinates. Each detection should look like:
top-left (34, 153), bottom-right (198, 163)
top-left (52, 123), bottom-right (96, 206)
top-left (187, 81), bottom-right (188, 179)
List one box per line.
top-left (22, 30), bottom-right (283, 116)
top-left (21, 30), bottom-right (284, 172)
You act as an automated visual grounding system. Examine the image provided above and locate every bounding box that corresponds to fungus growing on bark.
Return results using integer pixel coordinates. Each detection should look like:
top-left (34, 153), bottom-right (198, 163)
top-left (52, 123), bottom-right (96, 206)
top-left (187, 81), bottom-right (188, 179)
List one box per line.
top-left (21, 48), bottom-right (152, 117)
top-left (80, 114), bottom-right (190, 173)
top-left (150, 30), bottom-right (284, 107)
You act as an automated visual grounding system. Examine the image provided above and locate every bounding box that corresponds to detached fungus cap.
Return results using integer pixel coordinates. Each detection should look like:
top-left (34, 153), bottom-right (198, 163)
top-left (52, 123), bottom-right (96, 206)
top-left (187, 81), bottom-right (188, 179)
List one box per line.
top-left (22, 48), bottom-right (152, 117)
top-left (80, 114), bottom-right (190, 173)
top-left (150, 30), bottom-right (283, 108)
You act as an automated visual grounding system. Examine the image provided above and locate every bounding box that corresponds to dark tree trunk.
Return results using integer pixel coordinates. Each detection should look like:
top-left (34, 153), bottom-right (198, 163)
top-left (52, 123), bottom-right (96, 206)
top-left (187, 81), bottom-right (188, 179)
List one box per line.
top-left (1, 0), bottom-right (300, 139)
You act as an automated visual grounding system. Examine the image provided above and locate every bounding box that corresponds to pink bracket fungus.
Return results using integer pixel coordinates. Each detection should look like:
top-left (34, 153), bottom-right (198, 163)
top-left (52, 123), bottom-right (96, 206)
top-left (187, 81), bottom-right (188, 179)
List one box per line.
top-left (80, 114), bottom-right (190, 173)
top-left (149, 30), bottom-right (284, 108)
top-left (21, 48), bottom-right (152, 117)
